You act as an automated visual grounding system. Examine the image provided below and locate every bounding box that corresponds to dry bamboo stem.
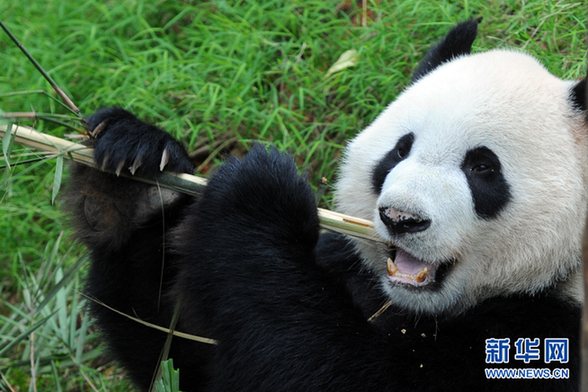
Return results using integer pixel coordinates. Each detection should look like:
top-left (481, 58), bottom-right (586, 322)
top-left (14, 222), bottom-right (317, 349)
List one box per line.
top-left (0, 123), bottom-right (381, 243)
top-left (0, 20), bottom-right (81, 116)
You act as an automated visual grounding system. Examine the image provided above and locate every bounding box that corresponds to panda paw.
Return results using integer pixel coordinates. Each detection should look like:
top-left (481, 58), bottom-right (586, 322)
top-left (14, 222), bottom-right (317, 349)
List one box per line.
top-left (196, 145), bottom-right (320, 247)
top-left (86, 107), bottom-right (193, 177)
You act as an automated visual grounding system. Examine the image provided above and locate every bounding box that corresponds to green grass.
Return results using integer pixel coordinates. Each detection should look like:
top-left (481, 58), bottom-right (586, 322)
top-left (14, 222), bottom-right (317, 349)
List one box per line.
top-left (1, 0), bottom-right (586, 390)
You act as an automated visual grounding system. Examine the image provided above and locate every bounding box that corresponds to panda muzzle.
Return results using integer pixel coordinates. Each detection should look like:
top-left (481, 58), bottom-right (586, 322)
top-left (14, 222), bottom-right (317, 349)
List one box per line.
top-left (379, 207), bottom-right (431, 235)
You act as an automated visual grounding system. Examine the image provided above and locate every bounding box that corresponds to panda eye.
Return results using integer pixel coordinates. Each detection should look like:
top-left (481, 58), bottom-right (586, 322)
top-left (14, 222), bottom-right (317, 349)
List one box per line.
top-left (371, 132), bottom-right (415, 193)
top-left (471, 164), bottom-right (494, 174)
top-left (461, 146), bottom-right (511, 220)
top-left (462, 146), bottom-right (502, 178)
top-left (394, 134), bottom-right (414, 160)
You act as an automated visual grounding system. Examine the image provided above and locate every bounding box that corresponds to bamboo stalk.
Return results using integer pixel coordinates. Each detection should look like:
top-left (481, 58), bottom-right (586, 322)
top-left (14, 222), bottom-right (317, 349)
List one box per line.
top-left (0, 20), bottom-right (81, 116)
top-left (0, 123), bottom-right (382, 243)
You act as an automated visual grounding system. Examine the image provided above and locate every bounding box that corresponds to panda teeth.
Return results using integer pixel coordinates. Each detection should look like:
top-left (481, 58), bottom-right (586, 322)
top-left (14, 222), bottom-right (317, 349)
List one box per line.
top-left (387, 257), bottom-right (429, 283)
top-left (387, 258), bottom-right (398, 276)
top-left (415, 267), bottom-right (428, 283)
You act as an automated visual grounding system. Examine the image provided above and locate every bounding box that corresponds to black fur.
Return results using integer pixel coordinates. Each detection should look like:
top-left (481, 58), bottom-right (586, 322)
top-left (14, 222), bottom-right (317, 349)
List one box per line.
top-left (67, 112), bottom-right (212, 390)
top-left (570, 78), bottom-right (587, 113)
top-left (65, 22), bottom-right (581, 392)
top-left (461, 146), bottom-right (511, 219)
top-left (411, 18), bottom-right (479, 83)
top-left (371, 132), bottom-right (415, 193)
top-left (67, 133), bottom-right (580, 391)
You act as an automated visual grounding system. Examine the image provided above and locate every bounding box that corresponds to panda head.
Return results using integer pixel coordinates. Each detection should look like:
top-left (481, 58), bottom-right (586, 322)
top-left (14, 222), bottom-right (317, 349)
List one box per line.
top-left (335, 20), bottom-right (588, 316)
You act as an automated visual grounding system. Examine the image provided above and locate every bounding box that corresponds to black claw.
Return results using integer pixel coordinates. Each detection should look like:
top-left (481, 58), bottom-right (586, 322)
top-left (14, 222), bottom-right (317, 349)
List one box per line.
top-left (160, 148), bottom-right (170, 172)
top-left (87, 107), bottom-right (194, 177)
top-left (100, 154), bottom-right (110, 172)
top-left (129, 156), bottom-right (143, 175)
top-left (89, 121), bottom-right (107, 139)
top-left (115, 160), bottom-right (125, 177)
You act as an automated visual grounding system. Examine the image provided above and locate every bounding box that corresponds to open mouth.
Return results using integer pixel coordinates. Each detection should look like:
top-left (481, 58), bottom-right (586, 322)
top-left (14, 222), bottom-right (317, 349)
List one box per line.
top-left (386, 248), bottom-right (438, 287)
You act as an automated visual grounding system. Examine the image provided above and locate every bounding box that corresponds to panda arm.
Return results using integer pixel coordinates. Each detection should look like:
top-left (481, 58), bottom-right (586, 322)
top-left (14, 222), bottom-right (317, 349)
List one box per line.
top-left (67, 107), bottom-right (193, 250)
top-left (65, 108), bottom-right (211, 390)
top-left (171, 147), bottom-right (406, 390)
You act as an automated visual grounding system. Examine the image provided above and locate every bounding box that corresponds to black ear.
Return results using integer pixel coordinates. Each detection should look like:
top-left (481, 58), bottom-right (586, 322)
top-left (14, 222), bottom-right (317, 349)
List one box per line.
top-left (570, 77), bottom-right (587, 113)
top-left (411, 18), bottom-right (479, 83)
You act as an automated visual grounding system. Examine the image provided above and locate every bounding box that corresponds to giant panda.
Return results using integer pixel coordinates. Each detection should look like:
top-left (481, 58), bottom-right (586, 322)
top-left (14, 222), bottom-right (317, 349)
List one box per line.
top-left (66, 20), bottom-right (587, 391)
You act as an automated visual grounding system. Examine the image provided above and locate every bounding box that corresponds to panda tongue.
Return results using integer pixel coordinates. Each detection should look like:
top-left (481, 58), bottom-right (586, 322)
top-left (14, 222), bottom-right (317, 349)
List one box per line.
top-left (394, 249), bottom-right (431, 276)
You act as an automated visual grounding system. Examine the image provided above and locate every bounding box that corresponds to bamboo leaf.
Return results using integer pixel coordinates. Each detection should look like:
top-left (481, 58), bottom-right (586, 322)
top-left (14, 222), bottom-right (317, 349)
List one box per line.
top-left (50, 360), bottom-right (64, 392)
top-left (51, 155), bottom-right (63, 204)
top-left (324, 49), bottom-right (359, 79)
top-left (154, 359), bottom-right (182, 392)
top-left (0, 311), bottom-right (58, 357)
top-left (34, 253), bottom-right (86, 316)
top-left (2, 121), bottom-right (14, 168)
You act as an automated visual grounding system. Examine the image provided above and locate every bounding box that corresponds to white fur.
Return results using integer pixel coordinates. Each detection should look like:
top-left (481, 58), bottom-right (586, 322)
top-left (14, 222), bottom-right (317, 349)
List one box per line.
top-left (336, 50), bottom-right (587, 315)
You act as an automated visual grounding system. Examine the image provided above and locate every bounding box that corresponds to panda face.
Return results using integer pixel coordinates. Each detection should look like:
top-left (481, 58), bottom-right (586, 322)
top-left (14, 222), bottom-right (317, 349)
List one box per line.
top-left (335, 49), bottom-right (587, 316)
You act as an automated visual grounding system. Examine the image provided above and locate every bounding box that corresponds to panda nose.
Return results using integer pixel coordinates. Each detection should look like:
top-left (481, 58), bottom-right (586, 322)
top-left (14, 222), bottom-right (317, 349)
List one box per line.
top-left (378, 207), bottom-right (431, 235)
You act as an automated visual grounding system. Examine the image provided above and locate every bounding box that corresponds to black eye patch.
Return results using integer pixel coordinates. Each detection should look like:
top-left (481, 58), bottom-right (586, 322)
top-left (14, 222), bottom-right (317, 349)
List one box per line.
top-left (371, 133), bottom-right (415, 194)
top-left (461, 146), bottom-right (511, 219)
